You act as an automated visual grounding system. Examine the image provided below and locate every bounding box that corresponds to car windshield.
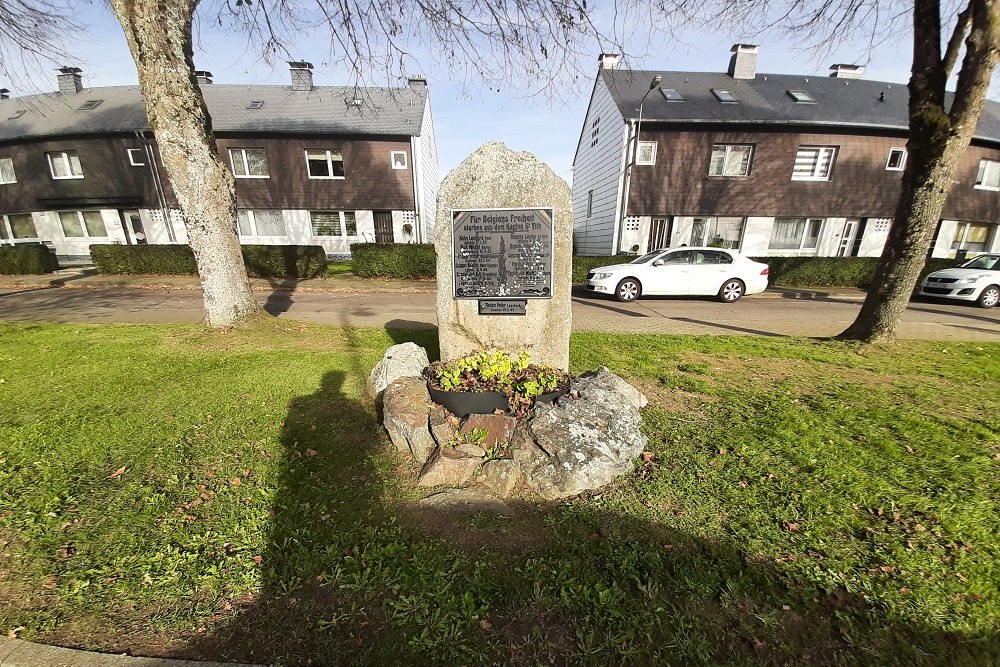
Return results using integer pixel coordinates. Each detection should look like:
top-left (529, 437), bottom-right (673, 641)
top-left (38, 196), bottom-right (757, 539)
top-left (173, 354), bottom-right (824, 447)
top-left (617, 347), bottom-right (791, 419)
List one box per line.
top-left (629, 250), bottom-right (667, 265)
top-left (960, 254), bottom-right (1000, 271)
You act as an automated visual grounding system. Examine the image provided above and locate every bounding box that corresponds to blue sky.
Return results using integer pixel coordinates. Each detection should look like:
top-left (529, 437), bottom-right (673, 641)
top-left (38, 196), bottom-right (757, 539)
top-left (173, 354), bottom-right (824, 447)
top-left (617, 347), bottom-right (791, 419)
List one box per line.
top-left (35, 3), bottom-right (925, 186)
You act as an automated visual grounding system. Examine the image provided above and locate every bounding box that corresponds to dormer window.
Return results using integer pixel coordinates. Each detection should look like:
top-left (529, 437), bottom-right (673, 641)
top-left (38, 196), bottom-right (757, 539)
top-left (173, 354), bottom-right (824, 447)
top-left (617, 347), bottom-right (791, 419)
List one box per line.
top-left (247, 100), bottom-right (264, 110)
top-left (787, 90), bottom-right (816, 104)
top-left (660, 88), bottom-right (685, 102)
top-left (77, 99), bottom-right (103, 111)
top-left (711, 89), bottom-right (739, 103)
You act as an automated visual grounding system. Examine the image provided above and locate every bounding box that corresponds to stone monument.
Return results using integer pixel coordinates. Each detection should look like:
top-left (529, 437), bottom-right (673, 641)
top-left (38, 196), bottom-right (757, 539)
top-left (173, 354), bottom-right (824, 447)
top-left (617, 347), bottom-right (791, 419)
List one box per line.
top-left (435, 141), bottom-right (572, 370)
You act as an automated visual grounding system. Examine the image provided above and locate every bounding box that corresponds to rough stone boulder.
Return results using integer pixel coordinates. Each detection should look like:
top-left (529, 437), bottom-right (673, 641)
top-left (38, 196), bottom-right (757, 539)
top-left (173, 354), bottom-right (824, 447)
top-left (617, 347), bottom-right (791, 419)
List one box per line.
top-left (512, 368), bottom-right (647, 500)
top-left (367, 342), bottom-right (430, 401)
top-left (382, 377), bottom-right (436, 463)
top-left (416, 489), bottom-right (515, 516)
top-left (417, 447), bottom-right (481, 487)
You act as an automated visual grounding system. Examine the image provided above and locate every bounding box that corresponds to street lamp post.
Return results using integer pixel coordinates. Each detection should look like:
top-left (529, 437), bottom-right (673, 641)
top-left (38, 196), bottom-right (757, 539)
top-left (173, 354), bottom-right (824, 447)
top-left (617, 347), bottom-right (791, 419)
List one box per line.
top-left (618, 75), bottom-right (663, 253)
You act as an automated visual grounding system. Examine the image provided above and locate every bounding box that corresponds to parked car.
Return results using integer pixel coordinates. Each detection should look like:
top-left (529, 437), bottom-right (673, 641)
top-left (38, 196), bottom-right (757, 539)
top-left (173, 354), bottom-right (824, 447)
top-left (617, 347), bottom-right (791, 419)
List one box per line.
top-left (918, 253), bottom-right (1000, 308)
top-left (584, 247), bottom-right (769, 303)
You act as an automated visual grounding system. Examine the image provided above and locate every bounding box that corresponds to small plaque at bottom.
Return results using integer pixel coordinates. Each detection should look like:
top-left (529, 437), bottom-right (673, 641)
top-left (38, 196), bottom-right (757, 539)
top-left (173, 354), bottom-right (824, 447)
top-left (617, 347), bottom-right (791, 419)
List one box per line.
top-left (478, 299), bottom-right (527, 316)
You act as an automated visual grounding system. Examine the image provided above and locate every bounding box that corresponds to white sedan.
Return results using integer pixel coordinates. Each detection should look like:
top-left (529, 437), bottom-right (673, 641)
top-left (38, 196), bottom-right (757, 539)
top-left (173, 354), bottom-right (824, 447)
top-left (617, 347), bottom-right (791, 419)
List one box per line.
top-left (918, 253), bottom-right (1000, 308)
top-left (584, 247), bottom-right (770, 303)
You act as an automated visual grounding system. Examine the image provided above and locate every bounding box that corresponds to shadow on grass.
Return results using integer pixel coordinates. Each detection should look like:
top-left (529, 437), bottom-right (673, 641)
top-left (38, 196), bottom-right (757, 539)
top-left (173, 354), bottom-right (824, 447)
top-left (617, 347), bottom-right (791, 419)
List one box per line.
top-left (186, 333), bottom-right (997, 666)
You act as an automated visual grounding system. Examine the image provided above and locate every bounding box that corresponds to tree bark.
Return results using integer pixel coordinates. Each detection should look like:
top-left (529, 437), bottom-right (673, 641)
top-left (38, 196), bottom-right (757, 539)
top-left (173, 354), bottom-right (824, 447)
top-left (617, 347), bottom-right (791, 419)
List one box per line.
top-left (109, 0), bottom-right (259, 328)
top-left (839, 0), bottom-right (1000, 342)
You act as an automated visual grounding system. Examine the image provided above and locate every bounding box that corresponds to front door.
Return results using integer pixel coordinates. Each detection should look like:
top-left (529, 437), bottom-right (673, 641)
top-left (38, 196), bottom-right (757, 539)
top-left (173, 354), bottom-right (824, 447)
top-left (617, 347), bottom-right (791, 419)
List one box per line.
top-left (120, 210), bottom-right (147, 244)
top-left (837, 219), bottom-right (859, 257)
top-left (374, 211), bottom-right (394, 244)
top-left (648, 217), bottom-right (671, 251)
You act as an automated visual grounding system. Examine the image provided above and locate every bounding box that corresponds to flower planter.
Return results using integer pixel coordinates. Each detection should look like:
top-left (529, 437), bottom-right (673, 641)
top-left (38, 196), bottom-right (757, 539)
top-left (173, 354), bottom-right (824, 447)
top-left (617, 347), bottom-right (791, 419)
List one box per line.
top-left (427, 385), bottom-right (508, 418)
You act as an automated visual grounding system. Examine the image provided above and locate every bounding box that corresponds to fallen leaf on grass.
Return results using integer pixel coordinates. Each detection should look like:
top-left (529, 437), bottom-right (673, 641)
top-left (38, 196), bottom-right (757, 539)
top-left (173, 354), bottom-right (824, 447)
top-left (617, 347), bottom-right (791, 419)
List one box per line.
top-left (642, 451), bottom-right (655, 462)
top-left (230, 478), bottom-right (241, 487)
top-left (7, 626), bottom-right (25, 639)
top-left (108, 466), bottom-right (127, 479)
top-left (783, 522), bottom-right (800, 532)
top-left (304, 448), bottom-right (318, 458)
top-left (479, 619), bottom-right (493, 630)
top-left (58, 543), bottom-right (75, 558)
top-left (252, 555), bottom-right (263, 565)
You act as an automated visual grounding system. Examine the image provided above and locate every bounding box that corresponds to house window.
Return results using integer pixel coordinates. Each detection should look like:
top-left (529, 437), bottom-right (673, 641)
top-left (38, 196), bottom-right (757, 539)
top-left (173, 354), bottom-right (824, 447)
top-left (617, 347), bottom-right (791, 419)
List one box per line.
top-left (1, 214), bottom-right (37, 240)
top-left (636, 141), bottom-right (657, 166)
top-left (391, 151), bottom-right (408, 169)
top-left (237, 210), bottom-right (285, 237)
top-left (58, 211), bottom-right (107, 238)
top-left (711, 89), bottom-right (739, 103)
top-left (886, 148), bottom-right (906, 171)
top-left (792, 146), bottom-right (837, 181)
top-left (306, 149), bottom-right (345, 179)
top-left (47, 151), bottom-right (84, 179)
top-left (974, 159), bottom-right (1000, 190)
top-left (952, 222), bottom-right (993, 253)
top-left (586, 190), bottom-right (593, 218)
top-left (709, 144), bottom-right (753, 177)
top-left (787, 90), bottom-right (816, 104)
top-left (127, 148), bottom-right (145, 166)
top-left (660, 88), bottom-right (685, 102)
top-left (691, 216), bottom-right (745, 249)
top-left (229, 148), bottom-right (270, 178)
top-left (309, 211), bottom-right (357, 237)
top-left (590, 117), bottom-right (599, 148)
top-left (0, 157), bottom-right (15, 184)
top-left (769, 218), bottom-right (823, 250)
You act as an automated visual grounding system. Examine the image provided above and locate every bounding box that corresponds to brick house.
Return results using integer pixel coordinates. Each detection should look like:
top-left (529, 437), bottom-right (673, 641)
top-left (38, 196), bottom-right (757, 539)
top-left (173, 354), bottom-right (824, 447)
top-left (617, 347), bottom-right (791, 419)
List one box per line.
top-left (0, 63), bottom-right (438, 261)
top-left (572, 47), bottom-right (1000, 259)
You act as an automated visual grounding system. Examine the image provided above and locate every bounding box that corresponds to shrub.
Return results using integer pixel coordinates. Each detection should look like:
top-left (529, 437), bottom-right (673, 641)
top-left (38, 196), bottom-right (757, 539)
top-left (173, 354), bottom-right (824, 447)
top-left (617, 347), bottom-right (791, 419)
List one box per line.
top-left (91, 244), bottom-right (197, 275)
top-left (0, 244), bottom-right (59, 274)
top-left (241, 245), bottom-right (327, 279)
top-left (91, 244), bottom-right (327, 278)
top-left (754, 256), bottom-right (963, 288)
top-left (572, 255), bottom-right (636, 282)
top-left (351, 243), bottom-right (436, 279)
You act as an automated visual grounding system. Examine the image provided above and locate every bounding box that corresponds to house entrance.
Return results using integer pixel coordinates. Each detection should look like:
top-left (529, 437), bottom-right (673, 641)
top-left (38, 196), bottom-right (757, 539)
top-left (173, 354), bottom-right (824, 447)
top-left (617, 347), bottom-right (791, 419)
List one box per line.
top-left (648, 217), bottom-right (671, 251)
top-left (374, 211), bottom-right (394, 243)
top-left (837, 219), bottom-right (860, 257)
top-left (119, 209), bottom-right (147, 244)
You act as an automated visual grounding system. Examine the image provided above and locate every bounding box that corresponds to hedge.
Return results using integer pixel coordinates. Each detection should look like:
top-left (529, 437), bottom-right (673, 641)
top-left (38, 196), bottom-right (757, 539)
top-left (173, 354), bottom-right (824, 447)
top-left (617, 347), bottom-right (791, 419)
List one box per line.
top-left (0, 244), bottom-right (59, 275)
top-left (351, 243), bottom-right (436, 279)
top-left (90, 244), bottom-right (327, 279)
top-left (572, 255), bottom-right (636, 283)
top-left (754, 256), bottom-right (961, 288)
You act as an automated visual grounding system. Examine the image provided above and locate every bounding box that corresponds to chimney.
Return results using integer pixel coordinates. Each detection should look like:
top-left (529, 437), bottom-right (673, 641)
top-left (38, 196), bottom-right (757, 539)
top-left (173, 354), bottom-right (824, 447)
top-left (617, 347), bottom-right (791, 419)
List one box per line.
top-left (599, 53), bottom-right (621, 70)
top-left (195, 70), bottom-right (214, 85)
top-left (57, 66), bottom-right (83, 94)
top-left (407, 76), bottom-right (427, 90)
top-left (288, 61), bottom-right (314, 91)
top-left (0, 89), bottom-right (10, 101)
top-left (728, 44), bottom-right (758, 80)
top-left (830, 63), bottom-right (865, 79)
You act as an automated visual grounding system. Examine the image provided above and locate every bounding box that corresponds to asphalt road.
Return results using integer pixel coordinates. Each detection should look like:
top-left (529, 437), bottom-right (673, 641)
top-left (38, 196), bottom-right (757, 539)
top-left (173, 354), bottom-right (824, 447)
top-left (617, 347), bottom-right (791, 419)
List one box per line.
top-left (0, 284), bottom-right (998, 340)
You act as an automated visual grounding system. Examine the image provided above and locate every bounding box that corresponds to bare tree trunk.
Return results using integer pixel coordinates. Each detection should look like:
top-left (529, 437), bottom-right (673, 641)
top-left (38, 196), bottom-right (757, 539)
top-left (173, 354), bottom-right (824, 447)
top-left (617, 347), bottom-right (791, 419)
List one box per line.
top-left (109, 0), bottom-right (258, 328)
top-left (839, 0), bottom-right (1000, 342)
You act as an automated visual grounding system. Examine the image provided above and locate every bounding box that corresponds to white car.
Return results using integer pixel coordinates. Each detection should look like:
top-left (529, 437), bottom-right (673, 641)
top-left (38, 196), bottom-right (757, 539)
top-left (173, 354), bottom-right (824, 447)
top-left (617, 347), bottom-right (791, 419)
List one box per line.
top-left (918, 253), bottom-right (1000, 308)
top-left (584, 247), bottom-right (770, 303)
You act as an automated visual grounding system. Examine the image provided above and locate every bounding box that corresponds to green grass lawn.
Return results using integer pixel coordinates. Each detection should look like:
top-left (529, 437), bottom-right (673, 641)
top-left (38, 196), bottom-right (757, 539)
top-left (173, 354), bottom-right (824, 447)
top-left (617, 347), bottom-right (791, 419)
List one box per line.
top-left (326, 260), bottom-right (353, 276)
top-left (1, 321), bottom-right (997, 666)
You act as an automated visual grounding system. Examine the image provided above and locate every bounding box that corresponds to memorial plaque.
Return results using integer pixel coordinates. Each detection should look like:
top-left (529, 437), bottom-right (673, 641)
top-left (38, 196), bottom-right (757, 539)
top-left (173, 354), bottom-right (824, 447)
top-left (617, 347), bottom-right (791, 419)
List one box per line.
top-left (478, 299), bottom-right (527, 316)
top-left (452, 208), bottom-right (553, 299)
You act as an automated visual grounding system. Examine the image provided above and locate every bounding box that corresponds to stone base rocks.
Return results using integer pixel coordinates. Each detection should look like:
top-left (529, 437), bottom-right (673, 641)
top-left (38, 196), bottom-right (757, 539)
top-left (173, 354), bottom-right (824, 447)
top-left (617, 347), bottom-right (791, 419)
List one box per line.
top-left (371, 346), bottom-right (648, 502)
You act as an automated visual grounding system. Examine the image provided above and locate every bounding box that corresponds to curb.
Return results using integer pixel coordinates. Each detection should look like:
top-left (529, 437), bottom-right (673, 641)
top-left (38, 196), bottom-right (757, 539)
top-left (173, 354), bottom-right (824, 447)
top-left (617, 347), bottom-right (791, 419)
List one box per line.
top-left (0, 638), bottom-right (260, 667)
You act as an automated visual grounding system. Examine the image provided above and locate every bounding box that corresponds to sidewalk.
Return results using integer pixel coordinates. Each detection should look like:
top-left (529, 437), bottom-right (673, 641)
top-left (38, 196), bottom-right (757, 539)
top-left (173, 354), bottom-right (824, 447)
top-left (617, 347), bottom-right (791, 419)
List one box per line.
top-left (0, 638), bottom-right (258, 667)
top-left (0, 269), bottom-right (868, 301)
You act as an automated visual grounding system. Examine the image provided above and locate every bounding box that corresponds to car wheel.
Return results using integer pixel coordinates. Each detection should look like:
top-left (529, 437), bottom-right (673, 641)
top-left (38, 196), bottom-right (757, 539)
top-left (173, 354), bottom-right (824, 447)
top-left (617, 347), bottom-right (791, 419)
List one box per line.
top-left (977, 284), bottom-right (1000, 308)
top-left (718, 278), bottom-right (745, 303)
top-left (615, 278), bottom-right (640, 302)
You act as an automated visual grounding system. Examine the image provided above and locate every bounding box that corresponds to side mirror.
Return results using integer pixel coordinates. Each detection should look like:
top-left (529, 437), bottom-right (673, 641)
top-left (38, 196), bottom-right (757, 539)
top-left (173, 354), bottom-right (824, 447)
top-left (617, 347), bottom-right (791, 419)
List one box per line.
top-left (653, 259), bottom-right (664, 267)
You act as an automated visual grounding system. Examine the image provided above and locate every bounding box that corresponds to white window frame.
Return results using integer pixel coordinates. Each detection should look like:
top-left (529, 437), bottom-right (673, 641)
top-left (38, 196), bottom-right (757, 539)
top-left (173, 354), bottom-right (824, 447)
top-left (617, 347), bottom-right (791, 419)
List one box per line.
top-left (974, 159), bottom-right (1000, 191)
top-left (127, 148), bottom-right (145, 167)
top-left (690, 216), bottom-right (745, 249)
top-left (58, 210), bottom-right (108, 238)
top-left (586, 190), bottom-right (593, 218)
top-left (228, 148), bottom-right (270, 179)
top-left (885, 148), bottom-right (906, 171)
top-left (635, 141), bottom-right (657, 166)
top-left (47, 150), bottom-right (84, 180)
top-left (708, 144), bottom-right (753, 177)
top-left (1, 213), bottom-right (38, 242)
top-left (768, 217), bottom-right (824, 251)
top-left (309, 210), bottom-right (357, 237)
top-left (390, 151), bottom-right (408, 170)
top-left (951, 222), bottom-right (994, 253)
top-left (792, 146), bottom-right (838, 181)
top-left (305, 149), bottom-right (345, 179)
top-left (0, 157), bottom-right (15, 184)
top-left (237, 210), bottom-right (286, 237)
